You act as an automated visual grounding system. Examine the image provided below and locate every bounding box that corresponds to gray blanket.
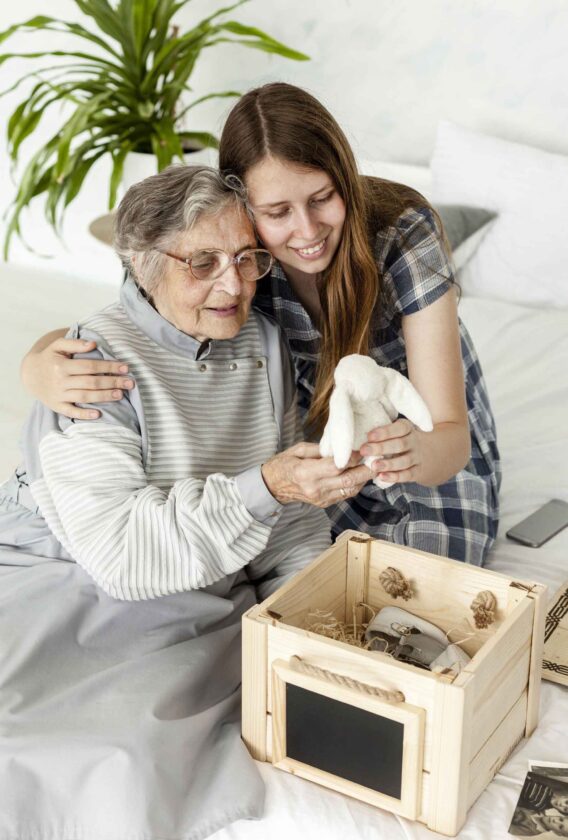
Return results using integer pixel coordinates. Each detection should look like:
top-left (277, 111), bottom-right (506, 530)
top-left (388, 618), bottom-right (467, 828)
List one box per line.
top-left (0, 287), bottom-right (333, 838)
top-left (0, 542), bottom-right (264, 839)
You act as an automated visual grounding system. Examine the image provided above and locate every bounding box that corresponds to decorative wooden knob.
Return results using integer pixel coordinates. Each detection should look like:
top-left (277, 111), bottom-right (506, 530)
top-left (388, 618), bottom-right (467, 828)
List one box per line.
top-left (379, 567), bottom-right (413, 601)
top-left (470, 590), bottom-right (497, 629)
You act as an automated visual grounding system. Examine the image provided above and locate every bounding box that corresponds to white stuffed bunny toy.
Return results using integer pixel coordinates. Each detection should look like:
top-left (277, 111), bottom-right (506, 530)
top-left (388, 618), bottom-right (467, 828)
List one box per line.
top-left (319, 354), bottom-right (434, 489)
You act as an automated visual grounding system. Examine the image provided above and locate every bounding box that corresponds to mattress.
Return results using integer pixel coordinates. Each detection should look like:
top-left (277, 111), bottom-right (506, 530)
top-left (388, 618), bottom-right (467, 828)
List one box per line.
top-left (0, 287), bottom-right (566, 840)
top-left (211, 295), bottom-right (568, 840)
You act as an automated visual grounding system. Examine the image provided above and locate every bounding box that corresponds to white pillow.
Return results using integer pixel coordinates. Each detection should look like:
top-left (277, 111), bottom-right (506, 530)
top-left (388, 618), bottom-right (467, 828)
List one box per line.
top-left (358, 159), bottom-right (432, 200)
top-left (431, 121), bottom-right (568, 307)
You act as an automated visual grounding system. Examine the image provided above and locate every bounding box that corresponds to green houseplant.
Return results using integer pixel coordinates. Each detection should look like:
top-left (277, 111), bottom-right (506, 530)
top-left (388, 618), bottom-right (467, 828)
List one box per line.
top-left (0, 0), bottom-right (309, 256)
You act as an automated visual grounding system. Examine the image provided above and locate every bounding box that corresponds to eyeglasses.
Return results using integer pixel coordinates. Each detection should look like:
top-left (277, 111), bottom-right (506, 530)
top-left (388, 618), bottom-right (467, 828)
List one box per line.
top-left (158, 248), bottom-right (274, 283)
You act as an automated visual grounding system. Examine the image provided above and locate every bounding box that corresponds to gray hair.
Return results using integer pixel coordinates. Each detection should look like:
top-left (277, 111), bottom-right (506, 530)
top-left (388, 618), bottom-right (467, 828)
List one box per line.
top-left (114, 164), bottom-right (248, 294)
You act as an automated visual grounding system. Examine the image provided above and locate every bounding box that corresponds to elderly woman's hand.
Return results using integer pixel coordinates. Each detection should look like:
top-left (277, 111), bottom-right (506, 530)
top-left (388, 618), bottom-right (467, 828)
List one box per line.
top-left (261, 443), bottom-right (378, 508)
top-left (21, 331), bottom-right (134, 420)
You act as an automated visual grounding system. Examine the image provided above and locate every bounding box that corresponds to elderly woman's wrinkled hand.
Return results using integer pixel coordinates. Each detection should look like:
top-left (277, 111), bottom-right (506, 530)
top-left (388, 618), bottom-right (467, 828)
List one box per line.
top-left (261, 443), bottom-right (377, 508)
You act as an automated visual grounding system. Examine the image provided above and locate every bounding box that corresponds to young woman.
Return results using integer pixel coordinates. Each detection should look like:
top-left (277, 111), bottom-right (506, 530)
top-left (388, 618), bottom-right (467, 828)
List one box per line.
top-left (21, 83), bottom-right (500, 566)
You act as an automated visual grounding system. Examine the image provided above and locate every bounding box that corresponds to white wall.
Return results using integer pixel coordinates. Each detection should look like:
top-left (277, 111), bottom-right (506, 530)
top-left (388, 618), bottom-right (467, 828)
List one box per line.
top-left (1, 0), bottom-right (567, 284)
top-left (187, 0), bottom-right (568, 161)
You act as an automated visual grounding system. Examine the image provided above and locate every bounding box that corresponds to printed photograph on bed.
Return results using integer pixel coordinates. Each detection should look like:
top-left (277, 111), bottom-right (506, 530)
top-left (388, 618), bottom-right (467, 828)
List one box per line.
top-left (509, 769), bottom-right (568, 837)
top-left (528, 762), bottom-right (568, 785)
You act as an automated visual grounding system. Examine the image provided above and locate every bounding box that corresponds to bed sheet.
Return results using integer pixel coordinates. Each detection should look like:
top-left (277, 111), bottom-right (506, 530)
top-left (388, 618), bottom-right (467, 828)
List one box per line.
top-left (460, 297), bottom-right (568, 593)
top-left (212, 296), bottom-right (568, 840)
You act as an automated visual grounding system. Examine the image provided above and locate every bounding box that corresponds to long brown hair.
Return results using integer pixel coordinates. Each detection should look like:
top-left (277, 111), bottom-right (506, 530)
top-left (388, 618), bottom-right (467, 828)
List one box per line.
top-left (219, 82), bottom-right (437, 436)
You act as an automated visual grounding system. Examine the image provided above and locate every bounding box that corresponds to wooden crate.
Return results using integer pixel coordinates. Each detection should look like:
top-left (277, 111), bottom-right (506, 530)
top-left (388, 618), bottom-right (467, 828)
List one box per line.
top-left (242, 531), bottom-right (547, 836)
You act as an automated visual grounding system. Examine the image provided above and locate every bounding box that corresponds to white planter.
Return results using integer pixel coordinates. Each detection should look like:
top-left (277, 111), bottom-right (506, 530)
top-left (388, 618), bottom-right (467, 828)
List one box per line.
top-left (122, 147), bottom-right (219, 192)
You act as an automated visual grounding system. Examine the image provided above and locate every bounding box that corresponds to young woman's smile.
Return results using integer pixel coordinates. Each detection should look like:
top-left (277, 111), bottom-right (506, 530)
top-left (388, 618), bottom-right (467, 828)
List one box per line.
top-left (245, 156), bottom-right (346, 277)
top-left (292, 237), bottom-right (328, 260)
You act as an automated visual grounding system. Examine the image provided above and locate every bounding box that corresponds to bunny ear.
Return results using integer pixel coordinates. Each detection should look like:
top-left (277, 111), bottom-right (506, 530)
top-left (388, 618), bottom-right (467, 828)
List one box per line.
top-left (384, 368), bottom-right (434, 431)
top-left (319, 384), bottom-right (355, 468)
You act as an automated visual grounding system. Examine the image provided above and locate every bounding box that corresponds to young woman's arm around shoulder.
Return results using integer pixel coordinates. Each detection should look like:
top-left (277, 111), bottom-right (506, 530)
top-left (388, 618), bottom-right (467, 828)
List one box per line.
top-left (20, 329), bottom-right (134, 419)
top-left (362, 287), bottom-right (471, 487)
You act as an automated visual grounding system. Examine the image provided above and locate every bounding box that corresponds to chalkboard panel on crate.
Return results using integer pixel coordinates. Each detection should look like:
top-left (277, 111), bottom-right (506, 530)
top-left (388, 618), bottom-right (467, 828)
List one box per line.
top-left (286, 683), bottom-right (403, 798)
top-left (271, 659), bottom-right (425, 820)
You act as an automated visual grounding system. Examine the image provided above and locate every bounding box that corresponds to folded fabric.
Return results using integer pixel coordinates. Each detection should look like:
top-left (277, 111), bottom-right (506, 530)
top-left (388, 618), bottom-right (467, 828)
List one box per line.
top-left (431, 643), bottom-right (471, 674)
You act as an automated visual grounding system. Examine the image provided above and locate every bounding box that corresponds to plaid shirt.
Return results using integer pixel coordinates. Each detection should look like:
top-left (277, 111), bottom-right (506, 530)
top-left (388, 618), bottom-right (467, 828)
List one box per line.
top-left (253, 205), bottom-right (501, 566)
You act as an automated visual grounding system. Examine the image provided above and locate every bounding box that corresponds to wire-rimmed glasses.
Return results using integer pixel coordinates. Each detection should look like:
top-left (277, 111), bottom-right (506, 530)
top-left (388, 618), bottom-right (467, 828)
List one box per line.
top-left (158, 248), bottom-right (274, 283)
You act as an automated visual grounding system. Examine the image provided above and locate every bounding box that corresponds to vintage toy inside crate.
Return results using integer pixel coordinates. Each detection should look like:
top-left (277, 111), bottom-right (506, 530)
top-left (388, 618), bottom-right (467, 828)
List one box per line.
top-left (242, 531), bottom-right (547, 836)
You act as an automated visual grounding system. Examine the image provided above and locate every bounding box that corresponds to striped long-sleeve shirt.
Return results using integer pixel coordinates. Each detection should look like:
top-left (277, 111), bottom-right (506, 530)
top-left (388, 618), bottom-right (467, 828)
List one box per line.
top-left (21, 278), bottom-right (331, 600)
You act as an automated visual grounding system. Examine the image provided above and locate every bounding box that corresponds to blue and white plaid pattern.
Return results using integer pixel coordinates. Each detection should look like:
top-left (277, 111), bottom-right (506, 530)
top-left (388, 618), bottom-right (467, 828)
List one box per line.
top-left (253, 206), bottom-right (501, 566)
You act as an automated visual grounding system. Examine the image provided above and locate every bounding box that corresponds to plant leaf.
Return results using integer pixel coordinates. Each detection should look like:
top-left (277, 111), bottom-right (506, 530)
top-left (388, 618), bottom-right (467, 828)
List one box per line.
top-left (0, 49), bottom-right (129, 78)
top-left (108, 144), bottom-right (132, 208)
top-left (73, 0), bottom-right (127, 49)
top-left (10, 106), bottom-right (45, 159)
top-left (0, 62), bottom-right (117, 101)
top-left (177, 130), bottom-right (219, 150)
top-left (1, 0), bottom-right (310, 254)
top-left (7, 100), bottom-right (30, 144)
top-left (217, 20), bottom-right (310, 59)
top-left (0, 15), bottom-right (54, 46)
top-left (175, 89), bottom-right (240, 122)
top-left (128, 0), bottom-right (156, 59)
top-left (64, 149), bottom-right (106, 207)
top-left (153, 119), bottom-right (185, 159)
top-left (3, 136), bottom-right (59, 257)
top-left (204, 33), bottom-right (310, 61)
top-left (54, 92), bottom-right (108, 179)
top-left (185, 1), bottom-right (248, 29)
top-left (46, 21), bottom-right (124, 61)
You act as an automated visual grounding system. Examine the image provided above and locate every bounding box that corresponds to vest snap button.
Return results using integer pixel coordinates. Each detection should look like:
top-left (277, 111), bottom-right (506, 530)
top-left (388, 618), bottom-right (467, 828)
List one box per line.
top-left (199, 364), bottom-right (207, 372)
top-left (229, 363), bottom-right (237, 371)
top-left (256, 360), bottom-right (264, 368)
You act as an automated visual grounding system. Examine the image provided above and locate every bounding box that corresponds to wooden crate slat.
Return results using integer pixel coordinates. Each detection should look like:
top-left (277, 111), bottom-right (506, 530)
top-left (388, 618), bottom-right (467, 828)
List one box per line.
top-left (241, 611), bottom-right (268, 761)
top-left (427, 680), bottom-right (474, 835)
top-left (260, 538), bottom-right (348, 627)
top-left (469, 643), bottom-right (530, 759)
top-left (459, 598), bottom-right (534, 706)
top-left (345, 535), bottom-right (371, 628)
top-left (525, 584), bottom-right (547, 735)
top-left (467, 691), bottom-right (528, 809)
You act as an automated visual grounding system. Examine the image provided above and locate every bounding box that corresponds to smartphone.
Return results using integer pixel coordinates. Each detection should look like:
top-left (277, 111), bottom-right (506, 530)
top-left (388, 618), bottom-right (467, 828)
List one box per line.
top-left (506, 499), bottom-right (568, 548)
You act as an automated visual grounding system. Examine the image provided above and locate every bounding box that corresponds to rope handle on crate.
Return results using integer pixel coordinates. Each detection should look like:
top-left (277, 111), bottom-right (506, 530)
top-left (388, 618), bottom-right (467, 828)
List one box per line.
top-left (289, 655), bottom-right (405, 704)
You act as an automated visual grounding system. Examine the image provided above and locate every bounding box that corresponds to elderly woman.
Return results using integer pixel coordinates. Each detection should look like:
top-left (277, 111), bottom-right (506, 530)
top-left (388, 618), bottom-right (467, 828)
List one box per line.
top-left (0, 165), bottom-right (334, 839)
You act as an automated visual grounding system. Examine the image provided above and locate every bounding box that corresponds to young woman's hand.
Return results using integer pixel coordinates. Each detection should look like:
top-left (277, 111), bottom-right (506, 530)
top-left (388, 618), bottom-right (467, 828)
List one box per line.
top-left (262, 442), bottom-right (377, 508)
top-left (360, 416), bottom-right (470, 487)
top-left (21, 332), bottom-right (134, 420)
top-left (360, 419), bottom-right (426, 485)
